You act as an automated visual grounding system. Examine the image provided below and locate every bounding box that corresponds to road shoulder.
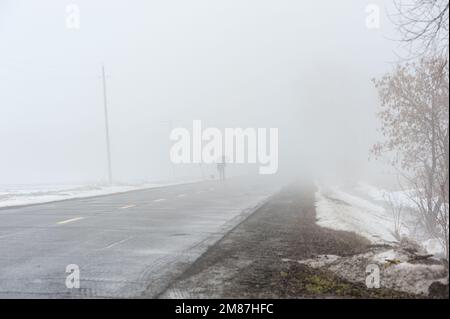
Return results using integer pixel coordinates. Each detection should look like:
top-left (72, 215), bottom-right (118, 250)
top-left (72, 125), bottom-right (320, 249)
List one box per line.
top-left (160, 183), bottom-right (417, 298)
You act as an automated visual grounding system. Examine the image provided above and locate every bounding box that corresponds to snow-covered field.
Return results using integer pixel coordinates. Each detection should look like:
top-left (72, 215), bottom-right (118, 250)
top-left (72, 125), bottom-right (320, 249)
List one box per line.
top-left (357, 182), bottom-right (418, 210)
top-left (0, 180), bottom-right (200, 209)
top-left (315, 184), bottom-right (398, 244)
top-left (313, 182), bottom-right (448, 296)
top-left (315, 182), bottom-right (445, 257)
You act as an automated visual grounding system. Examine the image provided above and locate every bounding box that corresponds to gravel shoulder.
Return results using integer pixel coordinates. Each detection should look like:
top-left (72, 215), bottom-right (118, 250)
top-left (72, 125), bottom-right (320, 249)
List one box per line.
top-left (160, 182), bottom-right (419, 299)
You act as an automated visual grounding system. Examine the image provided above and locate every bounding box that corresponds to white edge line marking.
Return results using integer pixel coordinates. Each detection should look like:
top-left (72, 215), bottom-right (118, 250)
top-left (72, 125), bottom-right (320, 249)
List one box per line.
top-left (102, 236), bottom-right (133, 250)
top-left (177, 194), bottom-right (186, 197)
top-left (120, 204), bottom-right (136, 209)
top-left (57, 217), bottom-right (85, 225)
top-left (153, 198), bottom-right (166, 202)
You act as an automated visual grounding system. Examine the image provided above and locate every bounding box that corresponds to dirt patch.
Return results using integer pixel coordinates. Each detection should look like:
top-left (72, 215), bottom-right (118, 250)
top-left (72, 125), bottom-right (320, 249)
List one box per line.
top-left (160, 183), bottom-right (421, 298)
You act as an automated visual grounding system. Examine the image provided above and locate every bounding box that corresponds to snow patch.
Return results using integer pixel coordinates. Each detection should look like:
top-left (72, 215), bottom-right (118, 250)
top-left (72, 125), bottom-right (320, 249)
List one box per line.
top-left (0, 180), bottom-right (201, 208)
top-left (422, 239), bottom-right (444, 256)
top-left (315, 182), bottom-right (446, 257)
top-left (358, 182), bottom-right (417, 209)
top-left (299, 249), bottom-right (448, 296)
top-left (315, 185), bottom-right (397, 244)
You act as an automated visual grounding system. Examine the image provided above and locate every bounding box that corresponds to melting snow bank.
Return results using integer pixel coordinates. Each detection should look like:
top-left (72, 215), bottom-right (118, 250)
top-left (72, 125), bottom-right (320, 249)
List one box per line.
top-left (315, 184), bottom-right (398, 244)
top-left (315, 183), bottom-right (446, 257)
top-left (296, 247), bottom-right (448, 297)
top-left (0, 180), bottom-right (201, 208)
top-left (313, 183), bottom-right (449, 297)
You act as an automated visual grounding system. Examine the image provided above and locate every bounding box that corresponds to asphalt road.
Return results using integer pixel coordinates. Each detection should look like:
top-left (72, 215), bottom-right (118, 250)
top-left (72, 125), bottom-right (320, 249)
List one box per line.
top-left (0, 176), bottom-right (280, 298)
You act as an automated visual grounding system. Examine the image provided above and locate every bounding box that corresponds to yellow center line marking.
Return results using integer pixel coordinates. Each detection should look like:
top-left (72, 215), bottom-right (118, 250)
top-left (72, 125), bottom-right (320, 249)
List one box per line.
top-left (57, 217), bottom-right (85, 225)
top-left (120, 204), bottom-right (137, 209)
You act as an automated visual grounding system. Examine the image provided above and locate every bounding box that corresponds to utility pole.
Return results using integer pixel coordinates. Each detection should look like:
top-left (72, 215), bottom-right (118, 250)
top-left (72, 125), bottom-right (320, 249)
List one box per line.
top-left (102, 64), bottom-right (113, 185)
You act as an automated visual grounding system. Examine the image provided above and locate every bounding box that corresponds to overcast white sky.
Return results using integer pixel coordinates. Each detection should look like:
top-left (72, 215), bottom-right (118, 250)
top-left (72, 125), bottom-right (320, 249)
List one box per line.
top-left (0, 0), bottom-right (403, 185)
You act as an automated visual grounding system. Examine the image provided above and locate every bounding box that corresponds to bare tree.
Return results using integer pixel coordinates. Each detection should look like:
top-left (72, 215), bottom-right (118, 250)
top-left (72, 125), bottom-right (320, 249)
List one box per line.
top-left (384, 191), bottom-right (405, 241)
top-left (373, 57), bottom-right (449, 258)
top-left (392, 0), bottom-right (449, 56)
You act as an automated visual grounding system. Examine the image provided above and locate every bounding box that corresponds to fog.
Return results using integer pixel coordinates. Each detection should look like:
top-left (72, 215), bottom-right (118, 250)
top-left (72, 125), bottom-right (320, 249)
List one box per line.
top-left (0, 0), bottom-right (402, 186)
